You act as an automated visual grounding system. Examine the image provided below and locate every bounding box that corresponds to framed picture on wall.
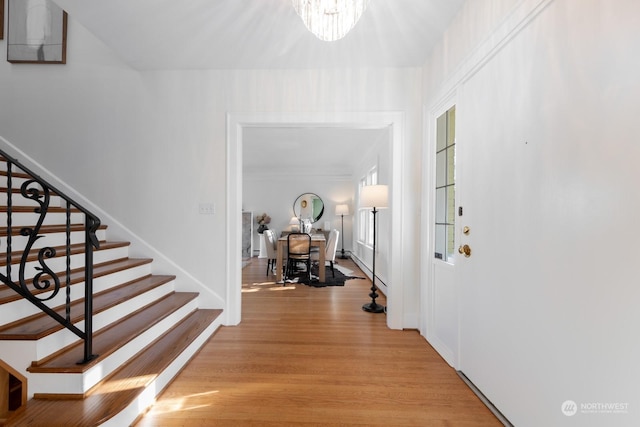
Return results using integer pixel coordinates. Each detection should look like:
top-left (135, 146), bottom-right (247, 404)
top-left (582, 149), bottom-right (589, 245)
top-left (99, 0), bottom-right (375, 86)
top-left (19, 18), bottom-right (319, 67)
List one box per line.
top-left (1, 0), bottom-right (5, 40)
top-left (6, 0), bottom-right (67, 64)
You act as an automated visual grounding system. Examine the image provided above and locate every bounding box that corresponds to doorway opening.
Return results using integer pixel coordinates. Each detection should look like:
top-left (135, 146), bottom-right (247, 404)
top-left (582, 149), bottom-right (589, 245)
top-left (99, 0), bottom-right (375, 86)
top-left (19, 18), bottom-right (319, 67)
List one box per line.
top-left (226, 112), bottom-right (406, 329)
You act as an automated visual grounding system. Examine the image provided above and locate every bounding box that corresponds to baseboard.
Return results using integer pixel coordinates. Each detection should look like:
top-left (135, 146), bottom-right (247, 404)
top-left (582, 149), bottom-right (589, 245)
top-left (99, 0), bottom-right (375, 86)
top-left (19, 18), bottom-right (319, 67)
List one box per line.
top-left (457, 371), bottom-right (513, 426)
top-left (349, 253), bottom-right (387, 297)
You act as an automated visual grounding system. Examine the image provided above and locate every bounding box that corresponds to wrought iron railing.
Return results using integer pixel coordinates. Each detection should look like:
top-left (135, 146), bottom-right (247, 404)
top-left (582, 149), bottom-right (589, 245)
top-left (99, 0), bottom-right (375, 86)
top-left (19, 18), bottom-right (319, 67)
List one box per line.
top-left (0, 148), bottom-right (101, 363)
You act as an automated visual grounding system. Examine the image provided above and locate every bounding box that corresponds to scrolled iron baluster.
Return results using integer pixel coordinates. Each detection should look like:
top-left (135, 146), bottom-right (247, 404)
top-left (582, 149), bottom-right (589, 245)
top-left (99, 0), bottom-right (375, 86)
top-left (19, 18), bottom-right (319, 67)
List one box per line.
top-left (18, 180), bottom-right (60, 301)
top-left (28, 247), bottom-right (60, 301)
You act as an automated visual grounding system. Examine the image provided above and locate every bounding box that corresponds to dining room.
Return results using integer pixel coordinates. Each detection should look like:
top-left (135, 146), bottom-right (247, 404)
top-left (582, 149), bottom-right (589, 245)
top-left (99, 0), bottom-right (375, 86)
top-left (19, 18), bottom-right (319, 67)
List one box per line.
top-left (241, 125), bottom-right (392, 290)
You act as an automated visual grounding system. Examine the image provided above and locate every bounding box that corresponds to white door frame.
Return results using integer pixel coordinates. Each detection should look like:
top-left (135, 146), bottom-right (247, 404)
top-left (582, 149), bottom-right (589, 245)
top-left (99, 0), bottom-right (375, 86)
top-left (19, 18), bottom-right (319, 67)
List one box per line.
top-left (226, 111), bottom-right (405, 329)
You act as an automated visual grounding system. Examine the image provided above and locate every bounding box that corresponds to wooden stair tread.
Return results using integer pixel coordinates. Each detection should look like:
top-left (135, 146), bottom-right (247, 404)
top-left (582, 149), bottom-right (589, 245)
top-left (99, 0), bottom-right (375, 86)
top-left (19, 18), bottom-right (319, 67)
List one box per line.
top-left (0, 206), bottom-right (81, 214)
top-left (0, 169), bottom-right (31, 179)
top-left (0, 274), bottom-right (176, 340)
top-left (1, 187), bottom-right (50, 194)
top-left (6, 309), bottom-right (222, 427)
top-left (29, 291), bottom-right (200, 372)
top-left (0, 240), bottom-right (128, 267)
top-left (0, 223), bottom-right (107, 237)
top-left (0, 258), bottom-right (153, 304)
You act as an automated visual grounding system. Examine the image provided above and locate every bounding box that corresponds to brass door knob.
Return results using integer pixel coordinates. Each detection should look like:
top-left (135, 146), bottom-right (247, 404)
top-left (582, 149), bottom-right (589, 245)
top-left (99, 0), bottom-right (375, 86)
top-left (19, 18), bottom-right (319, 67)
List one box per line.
top-left (458, 244), bottom-right (471, 258)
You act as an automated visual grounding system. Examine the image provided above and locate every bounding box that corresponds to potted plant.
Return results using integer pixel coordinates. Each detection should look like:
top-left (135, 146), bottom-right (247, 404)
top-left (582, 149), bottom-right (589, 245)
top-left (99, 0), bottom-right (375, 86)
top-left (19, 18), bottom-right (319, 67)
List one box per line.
top-left (256, 212), bottom-right (271, 234)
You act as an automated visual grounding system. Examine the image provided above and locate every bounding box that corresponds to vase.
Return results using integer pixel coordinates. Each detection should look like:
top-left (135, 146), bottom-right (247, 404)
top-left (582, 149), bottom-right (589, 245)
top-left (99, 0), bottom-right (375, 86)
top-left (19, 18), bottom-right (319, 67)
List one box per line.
top-left (257, 224), bottom-right (268, 234)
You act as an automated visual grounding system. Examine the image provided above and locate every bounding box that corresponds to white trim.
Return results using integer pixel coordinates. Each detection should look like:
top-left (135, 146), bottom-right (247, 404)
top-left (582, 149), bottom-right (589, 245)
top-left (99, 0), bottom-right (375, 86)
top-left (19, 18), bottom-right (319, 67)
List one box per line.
top-left (429, 0), bottom-right (554, 104)
top-left (226, 112), bottom-right (405, 329)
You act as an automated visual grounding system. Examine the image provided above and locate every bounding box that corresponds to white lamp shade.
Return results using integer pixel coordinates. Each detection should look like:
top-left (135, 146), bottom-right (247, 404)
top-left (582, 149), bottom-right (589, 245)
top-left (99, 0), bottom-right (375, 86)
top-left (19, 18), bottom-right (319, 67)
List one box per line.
top-left (289, 216), bottom-right (299, 225)
top-left (360, 185), bottom-right (389, 209)
top-left (335, 204), bottom-right (350, 216)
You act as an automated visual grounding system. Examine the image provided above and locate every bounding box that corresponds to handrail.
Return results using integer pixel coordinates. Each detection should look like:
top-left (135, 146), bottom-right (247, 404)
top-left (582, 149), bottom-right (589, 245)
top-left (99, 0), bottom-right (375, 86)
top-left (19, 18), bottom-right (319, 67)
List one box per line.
top-left (0, 148), bottom-right (100, 364)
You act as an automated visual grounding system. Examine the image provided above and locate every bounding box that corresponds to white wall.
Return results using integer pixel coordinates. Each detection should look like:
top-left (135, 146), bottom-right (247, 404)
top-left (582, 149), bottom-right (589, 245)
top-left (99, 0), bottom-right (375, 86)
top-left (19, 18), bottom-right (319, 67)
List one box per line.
top-left (0, 16), bottom-right (423, 326)
top-left (243, 174), bottom-right (354, 256)
top-left (423, 0), bottom-right (640, 426)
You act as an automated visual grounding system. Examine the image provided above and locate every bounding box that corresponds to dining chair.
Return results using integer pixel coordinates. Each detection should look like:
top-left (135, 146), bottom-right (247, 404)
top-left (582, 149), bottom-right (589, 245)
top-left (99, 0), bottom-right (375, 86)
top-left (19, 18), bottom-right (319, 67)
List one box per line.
top-left (263, 229), bottom-right (280, 277)
top-left (285, 233), bottom-right (312, 284)
top-left (311, 229), bottom-right (339, 277)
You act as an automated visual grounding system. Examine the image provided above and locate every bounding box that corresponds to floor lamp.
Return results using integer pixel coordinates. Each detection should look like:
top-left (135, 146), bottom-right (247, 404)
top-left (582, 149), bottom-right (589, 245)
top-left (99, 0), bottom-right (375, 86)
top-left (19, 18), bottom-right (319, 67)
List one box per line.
top-left (335, 204), bottom-right (350, 259)
top-left (360, 185), bottom-right (388, 313)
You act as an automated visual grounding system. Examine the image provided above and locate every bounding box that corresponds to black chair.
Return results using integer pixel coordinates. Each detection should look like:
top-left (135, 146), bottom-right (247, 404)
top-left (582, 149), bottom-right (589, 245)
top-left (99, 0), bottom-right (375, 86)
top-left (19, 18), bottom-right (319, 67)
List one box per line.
top-left (285, 233), bottom-right (312, 284)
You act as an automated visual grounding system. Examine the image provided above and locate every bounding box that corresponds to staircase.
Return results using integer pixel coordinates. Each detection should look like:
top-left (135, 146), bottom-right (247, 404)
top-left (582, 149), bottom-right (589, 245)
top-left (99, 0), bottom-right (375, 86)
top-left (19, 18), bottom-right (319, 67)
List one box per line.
top-left (0, 154), bottom-right (223, 426)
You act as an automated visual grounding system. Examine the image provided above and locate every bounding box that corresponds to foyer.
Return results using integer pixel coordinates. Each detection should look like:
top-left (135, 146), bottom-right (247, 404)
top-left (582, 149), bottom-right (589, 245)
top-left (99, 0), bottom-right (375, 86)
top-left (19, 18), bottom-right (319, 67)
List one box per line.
top-left (135, 257), bottom-right (503, 426)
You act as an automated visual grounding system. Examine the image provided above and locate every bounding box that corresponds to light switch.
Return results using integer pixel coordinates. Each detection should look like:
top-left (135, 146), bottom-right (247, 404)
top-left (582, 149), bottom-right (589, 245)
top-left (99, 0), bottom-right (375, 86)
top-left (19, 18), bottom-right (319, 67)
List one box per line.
top-left (199, 203), bottom-right (215, 215)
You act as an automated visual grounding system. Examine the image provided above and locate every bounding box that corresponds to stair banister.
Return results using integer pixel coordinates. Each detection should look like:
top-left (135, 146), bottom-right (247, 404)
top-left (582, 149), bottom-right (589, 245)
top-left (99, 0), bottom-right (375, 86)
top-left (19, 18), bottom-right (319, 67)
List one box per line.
top-left (0, 148), bottom-right (101, 364)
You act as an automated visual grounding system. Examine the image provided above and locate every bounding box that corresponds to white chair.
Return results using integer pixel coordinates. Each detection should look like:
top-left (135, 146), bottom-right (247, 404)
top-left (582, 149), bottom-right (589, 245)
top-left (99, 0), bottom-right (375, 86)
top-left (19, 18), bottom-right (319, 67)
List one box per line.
top-left (312, 229), bottom-right (339, 277)
top-left (263, 229), bottom-right (281, 277)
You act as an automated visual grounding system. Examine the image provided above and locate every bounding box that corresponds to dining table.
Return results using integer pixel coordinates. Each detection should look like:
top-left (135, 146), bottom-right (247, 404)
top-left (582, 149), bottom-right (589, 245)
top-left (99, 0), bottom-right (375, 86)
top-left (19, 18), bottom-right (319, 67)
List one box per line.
top-left (276, 233), bottom-right (326, 283)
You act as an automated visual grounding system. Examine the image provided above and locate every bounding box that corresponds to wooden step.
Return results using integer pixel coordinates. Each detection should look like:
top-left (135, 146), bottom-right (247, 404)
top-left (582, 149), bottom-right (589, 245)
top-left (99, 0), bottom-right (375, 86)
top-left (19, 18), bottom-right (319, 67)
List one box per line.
top-left (29, 292), bottom-right (200, 373)
top-left (0, 170), bottom-right (31, 180)
top-left (0, 187), bottom-right (59, 195)
top-left (0, 241), bottom-right (126, 268)
top-left (0, 258), bottom-right (152, 305)
top-left (0, 206), bottom-right (80, 214)
top-left (0, 223), bottom-right (107, 237)
top-left (5, 309), bottom-right (222, 427)
top-left (0, 275), bottom-right (176, 340)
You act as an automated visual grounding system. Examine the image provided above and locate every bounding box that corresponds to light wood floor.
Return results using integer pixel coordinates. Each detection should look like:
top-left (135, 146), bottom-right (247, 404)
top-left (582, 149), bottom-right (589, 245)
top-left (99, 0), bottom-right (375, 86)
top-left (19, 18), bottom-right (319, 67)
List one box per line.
top-left (135, 257), bottom-right (502, 426)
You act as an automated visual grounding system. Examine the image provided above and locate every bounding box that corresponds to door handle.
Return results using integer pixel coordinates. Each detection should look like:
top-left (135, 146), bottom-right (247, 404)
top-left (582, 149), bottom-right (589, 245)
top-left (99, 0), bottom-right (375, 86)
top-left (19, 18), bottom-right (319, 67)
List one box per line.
top-left (458, 244), bottom-right (471, 258)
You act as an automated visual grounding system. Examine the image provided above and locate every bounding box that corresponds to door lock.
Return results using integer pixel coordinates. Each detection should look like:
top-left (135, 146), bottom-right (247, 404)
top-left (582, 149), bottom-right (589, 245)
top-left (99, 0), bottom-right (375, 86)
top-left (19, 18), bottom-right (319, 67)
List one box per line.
top-left (458, 244), bottom-right (471, 258)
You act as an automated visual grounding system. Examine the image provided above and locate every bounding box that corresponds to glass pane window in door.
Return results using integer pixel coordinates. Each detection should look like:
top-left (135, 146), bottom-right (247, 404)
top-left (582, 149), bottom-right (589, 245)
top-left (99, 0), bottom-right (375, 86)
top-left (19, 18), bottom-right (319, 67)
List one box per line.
top-left (434, 106), bottom-right (456, 262)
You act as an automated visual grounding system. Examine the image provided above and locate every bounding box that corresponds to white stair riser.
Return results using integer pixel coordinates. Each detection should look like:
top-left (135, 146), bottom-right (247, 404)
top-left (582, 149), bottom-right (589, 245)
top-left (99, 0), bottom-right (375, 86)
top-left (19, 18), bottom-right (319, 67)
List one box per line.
top-left (0, 262), bottom-right (152, 328)
top-left (102, 317), bottom-right (223, 427)
top-left (29, 297), bottom-right (200, 395)
top-left (0, 175), bottom-right (42, 189)
top-left (1, 245), bottom-right (130, 283)
top-left (3, 211), bottom-right (85, 227)
top-left (30, 280), bottom-right (176, 362)
top-left (0, 193), bottom-right (64, 207)
top-left (0, 297), bottom-right (42, 327)
top-left (93, 264), bottom-right (153, 294)
top-left (1, 229), bottom-right (107, 253)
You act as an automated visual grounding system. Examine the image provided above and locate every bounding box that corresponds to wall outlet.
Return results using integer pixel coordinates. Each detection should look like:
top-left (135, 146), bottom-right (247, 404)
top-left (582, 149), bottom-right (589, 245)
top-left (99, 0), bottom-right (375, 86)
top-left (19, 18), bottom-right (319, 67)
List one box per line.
top-left (199, 203), bottom-right (215, 215)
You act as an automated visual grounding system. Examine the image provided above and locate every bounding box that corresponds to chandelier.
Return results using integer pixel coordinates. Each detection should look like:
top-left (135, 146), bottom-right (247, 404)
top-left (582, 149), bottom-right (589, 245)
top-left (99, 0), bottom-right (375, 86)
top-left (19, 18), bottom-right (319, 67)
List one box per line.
top-left (292, 0), bottom-right (371, 42)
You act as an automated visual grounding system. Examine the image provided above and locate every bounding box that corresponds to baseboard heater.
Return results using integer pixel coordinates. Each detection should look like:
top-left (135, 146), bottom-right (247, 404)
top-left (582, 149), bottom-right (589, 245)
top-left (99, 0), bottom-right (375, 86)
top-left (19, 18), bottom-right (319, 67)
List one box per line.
top-left (457, 371), bottom-right (513, 427)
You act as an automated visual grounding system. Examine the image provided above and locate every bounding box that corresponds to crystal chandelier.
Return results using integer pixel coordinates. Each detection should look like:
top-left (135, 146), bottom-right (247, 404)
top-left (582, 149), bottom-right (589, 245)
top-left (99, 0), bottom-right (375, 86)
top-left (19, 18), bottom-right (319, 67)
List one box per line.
top-left (292, 0), bottom-right (371, 42)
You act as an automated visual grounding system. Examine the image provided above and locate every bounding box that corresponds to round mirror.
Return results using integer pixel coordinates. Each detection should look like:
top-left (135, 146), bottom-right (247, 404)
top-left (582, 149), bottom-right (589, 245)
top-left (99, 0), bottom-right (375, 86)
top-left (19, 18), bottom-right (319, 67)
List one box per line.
top-left (293, 193), bottom-right (324, 223)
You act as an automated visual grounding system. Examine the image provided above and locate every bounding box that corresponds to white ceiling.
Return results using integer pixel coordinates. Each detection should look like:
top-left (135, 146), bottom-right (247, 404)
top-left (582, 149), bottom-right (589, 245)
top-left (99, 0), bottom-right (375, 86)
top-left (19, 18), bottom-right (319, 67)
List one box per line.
top-left (243, 126), bottom-right (389, 176)
top-left (53, 0), bottom-right (466, 70)
top-left (52, 0), bottom-right (464, 172)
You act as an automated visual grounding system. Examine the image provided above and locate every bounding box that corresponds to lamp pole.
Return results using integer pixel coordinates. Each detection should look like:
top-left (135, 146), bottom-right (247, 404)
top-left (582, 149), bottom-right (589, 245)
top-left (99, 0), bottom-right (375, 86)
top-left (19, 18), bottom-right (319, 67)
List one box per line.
top-left (339, 213), bottom-right (347, 259)
top-left (362, 206), bottom-right (384, 313)
top-left (359, 185), bottom-right (387, 314)
top-left (335, 204), bottom-right (350, 259)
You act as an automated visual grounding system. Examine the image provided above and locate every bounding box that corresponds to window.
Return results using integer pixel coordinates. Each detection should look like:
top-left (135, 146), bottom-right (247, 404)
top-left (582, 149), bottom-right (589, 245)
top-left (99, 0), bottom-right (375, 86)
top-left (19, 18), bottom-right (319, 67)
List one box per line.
top-left (358, 167), bottom-right (378, 245)
top-left (434, 106), bottom-right (456, 261)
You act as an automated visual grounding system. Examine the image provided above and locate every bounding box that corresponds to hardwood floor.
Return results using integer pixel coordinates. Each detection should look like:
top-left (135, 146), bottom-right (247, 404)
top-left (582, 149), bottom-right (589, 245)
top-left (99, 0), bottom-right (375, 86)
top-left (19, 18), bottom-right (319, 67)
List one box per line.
top-left (135, 257), bottom-right (502, 426)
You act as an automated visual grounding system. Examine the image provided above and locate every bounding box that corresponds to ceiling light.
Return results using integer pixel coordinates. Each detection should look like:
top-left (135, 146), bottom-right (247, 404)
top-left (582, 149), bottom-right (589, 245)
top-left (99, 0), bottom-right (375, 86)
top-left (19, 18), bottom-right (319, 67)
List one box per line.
top-left (292, 0), bottom-right (370, 42)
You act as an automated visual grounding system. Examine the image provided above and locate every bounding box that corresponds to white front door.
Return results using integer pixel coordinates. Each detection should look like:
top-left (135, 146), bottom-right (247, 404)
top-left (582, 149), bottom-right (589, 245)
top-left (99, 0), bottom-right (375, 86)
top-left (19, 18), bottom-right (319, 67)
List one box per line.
top-left (426, 105), bottom-right (459, 367)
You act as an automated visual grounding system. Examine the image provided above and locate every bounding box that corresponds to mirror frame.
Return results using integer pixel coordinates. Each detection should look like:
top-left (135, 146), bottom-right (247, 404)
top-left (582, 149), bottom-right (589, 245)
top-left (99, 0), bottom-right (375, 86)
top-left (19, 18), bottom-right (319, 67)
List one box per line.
top-left (293, 193), bottom-right (324, 223)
